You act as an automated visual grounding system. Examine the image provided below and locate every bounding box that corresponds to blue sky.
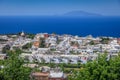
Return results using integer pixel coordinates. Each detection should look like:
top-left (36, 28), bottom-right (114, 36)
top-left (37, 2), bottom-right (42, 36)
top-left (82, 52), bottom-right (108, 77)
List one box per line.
top-left (0, 0), bottom-right (120, 16)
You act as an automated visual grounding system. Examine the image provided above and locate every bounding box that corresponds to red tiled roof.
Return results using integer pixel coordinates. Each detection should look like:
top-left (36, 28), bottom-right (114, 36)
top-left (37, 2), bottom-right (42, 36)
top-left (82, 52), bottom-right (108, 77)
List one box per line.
top-left (32, 72), bottom-right (49, 77)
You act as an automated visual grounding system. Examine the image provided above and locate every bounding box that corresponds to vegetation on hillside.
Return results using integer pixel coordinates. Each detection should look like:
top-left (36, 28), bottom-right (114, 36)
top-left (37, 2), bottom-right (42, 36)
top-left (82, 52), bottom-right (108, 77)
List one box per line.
top-left (22, 43), bottom-right (32, 49)
top-left (39, 38), bottom-right (46, 48)
top-left (100, 37), bottom-right (110, 44)
top-left (0, 49), bottom-right (32, 80)
top-left (2, 45), bottom-right (10, 53)
top-left (26, 33), bottom-right (35, 39)
top-left (68, 53), bottom-right (120, 80)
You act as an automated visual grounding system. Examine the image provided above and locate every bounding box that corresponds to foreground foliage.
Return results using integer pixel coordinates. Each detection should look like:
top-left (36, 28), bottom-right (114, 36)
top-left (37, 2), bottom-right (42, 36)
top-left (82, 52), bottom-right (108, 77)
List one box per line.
top-left (0, 49), bottom-right (32, 80)
top-left (69, 54), bottom-right (120, 80)
top-left (1, 49), bottom-right (120, 80)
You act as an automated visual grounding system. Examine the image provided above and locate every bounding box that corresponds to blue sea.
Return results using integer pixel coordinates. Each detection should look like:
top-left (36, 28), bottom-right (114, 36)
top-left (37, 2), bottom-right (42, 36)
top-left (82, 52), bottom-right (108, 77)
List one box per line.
top-left (0, 16), bottom-right (120, 37)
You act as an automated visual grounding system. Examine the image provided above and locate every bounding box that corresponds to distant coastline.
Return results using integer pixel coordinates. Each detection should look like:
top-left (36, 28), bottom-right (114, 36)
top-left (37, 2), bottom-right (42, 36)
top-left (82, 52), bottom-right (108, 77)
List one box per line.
top-left (63, 10), bottom-right (102, 17)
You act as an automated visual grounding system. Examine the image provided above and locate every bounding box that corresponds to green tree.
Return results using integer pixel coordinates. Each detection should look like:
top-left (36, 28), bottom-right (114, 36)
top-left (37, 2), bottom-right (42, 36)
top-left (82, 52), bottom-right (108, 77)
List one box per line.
top-left (89, 40), bottom-right (95, 45)
top-left (26, 34), bottom-right (35, 39)
top-left (39, 38), bottom-right (46, 48)
top-left (2, 45), bottom-right (10, 53)
top-left (100, 37), bottom-right (110, 44)
top-left (69, 53), bottom-right (120, 80)
top-left (0, 50), bottom-right (32, 80)
top-left (22, 43), bottom-right (32, 49)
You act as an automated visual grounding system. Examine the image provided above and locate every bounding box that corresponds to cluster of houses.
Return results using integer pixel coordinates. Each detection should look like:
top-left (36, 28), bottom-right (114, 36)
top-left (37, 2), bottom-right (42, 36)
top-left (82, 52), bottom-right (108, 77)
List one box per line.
top-left (18, 33), bottom-right (120, 64)
top-left (21, 51), bottom-right (98, 64)
top-left (0, 32), bottom-right (120, 64)
top-left (0, 32), bottom-right (120, 80)
top-left (0, 35), bottom-right (9, 60)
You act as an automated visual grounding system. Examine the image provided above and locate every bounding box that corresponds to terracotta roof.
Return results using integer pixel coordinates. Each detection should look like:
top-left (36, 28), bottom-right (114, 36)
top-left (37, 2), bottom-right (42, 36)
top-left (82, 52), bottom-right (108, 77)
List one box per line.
top-left (33, 41), bottom-right (40, 47)
top-left (32, 72), bottom-right (49, 77)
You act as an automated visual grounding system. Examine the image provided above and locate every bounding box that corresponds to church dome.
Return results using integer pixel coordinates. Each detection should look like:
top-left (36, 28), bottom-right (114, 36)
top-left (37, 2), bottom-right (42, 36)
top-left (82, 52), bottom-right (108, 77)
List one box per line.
top-left (21, 31), bottom-right (25, 36)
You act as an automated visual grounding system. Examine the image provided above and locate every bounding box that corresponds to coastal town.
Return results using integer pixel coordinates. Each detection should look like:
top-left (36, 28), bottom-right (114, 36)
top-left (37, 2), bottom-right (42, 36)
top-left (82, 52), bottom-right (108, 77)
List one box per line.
top-left (0, 31), bottom-right (120, 80)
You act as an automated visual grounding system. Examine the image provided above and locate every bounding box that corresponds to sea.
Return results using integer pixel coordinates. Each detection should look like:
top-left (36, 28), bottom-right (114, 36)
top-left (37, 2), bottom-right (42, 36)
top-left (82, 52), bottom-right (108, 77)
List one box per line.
top-left (0, 16), bottom-right (120, 37)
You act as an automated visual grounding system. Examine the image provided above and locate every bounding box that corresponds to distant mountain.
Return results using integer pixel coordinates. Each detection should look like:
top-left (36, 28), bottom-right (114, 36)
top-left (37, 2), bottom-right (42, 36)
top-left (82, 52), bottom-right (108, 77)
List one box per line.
top-left (63, 11), bottom-right (102, 17)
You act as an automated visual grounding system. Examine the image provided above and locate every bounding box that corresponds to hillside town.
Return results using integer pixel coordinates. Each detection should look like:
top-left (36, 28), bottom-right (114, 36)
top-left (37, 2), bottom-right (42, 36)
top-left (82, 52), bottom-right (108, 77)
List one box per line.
top-left (0, 32), bottom-right (120, 80)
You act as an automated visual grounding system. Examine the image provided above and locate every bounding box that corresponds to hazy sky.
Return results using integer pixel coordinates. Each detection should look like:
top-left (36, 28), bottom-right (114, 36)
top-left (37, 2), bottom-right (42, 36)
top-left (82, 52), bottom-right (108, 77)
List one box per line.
top-left (0, 0), bottom-right (120, 16)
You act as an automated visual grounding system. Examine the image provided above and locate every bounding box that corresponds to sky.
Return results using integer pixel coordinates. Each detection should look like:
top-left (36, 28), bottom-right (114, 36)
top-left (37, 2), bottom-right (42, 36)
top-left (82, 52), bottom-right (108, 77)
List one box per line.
top-left (0, 0), bottom-right (120, 16)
